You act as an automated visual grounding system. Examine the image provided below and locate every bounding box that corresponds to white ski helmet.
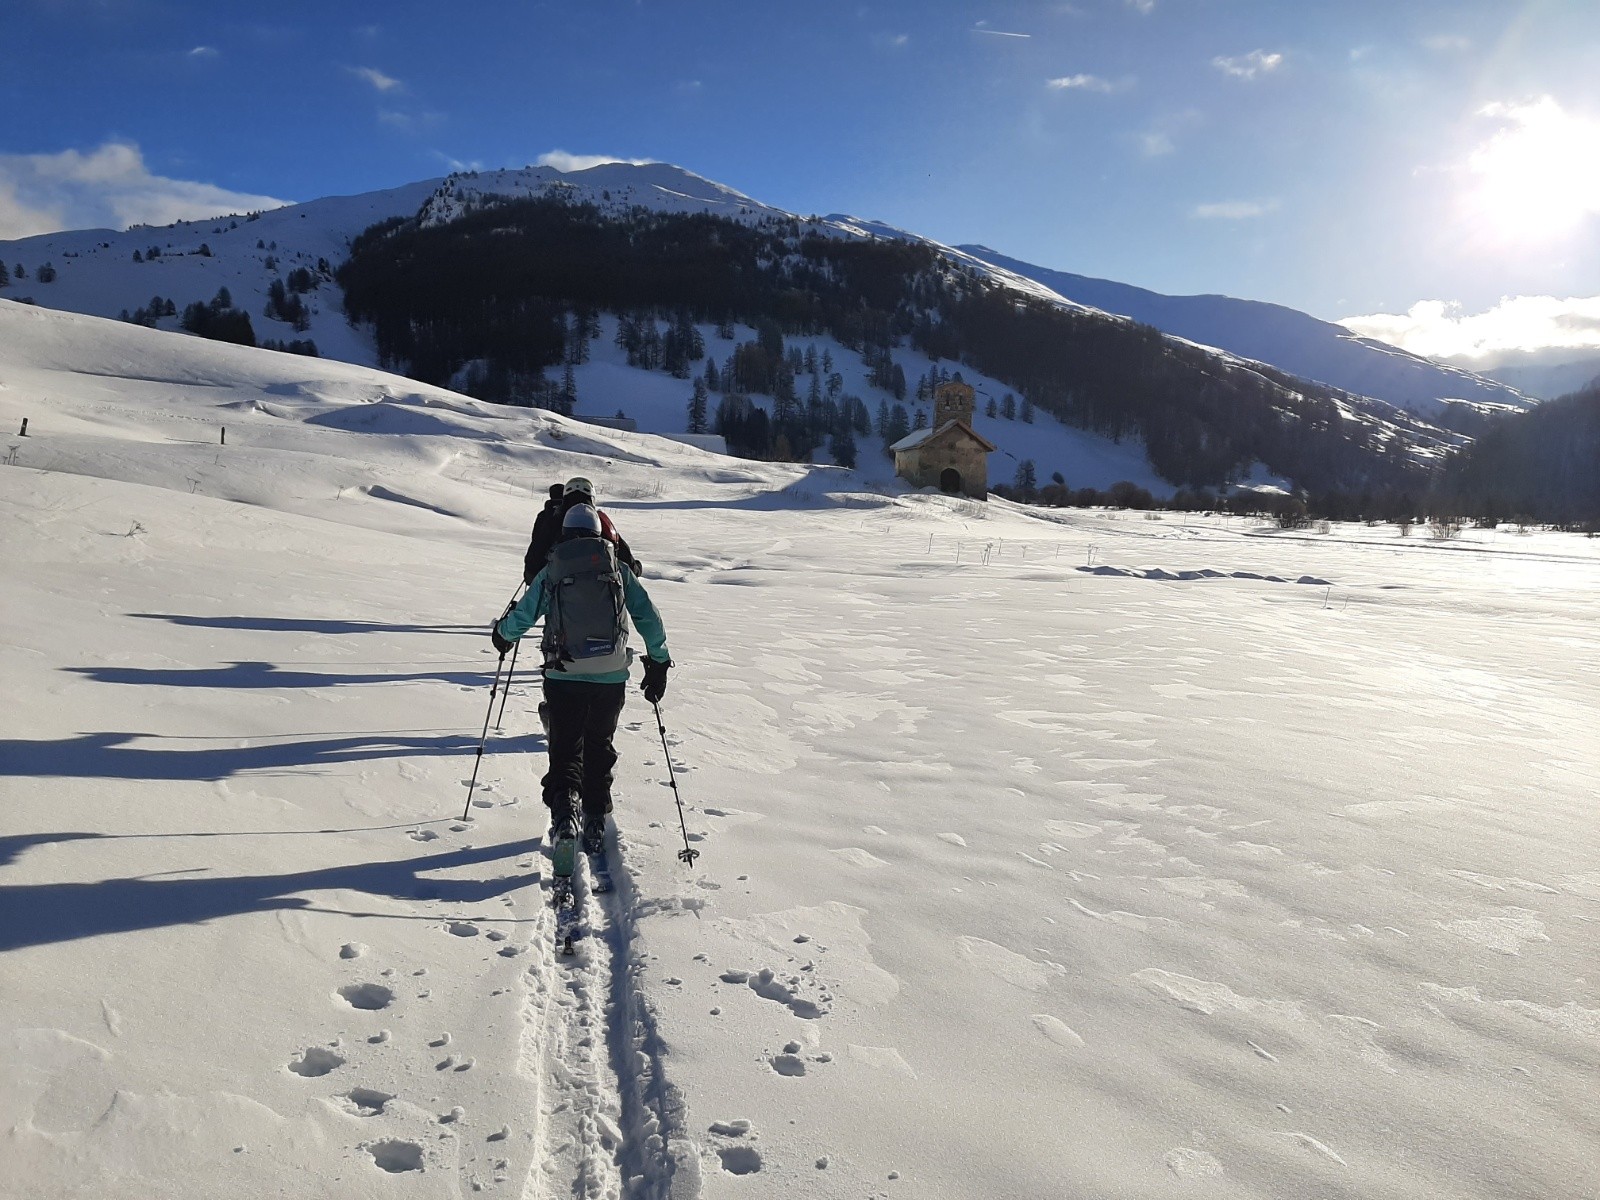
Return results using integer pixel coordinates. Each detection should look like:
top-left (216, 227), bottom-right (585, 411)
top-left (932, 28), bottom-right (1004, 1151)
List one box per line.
top-left (564, 476), bottom-right (595, 497)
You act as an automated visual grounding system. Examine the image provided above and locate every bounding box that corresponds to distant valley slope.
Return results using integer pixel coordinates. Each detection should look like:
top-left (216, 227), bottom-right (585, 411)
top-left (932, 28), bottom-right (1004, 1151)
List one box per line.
top-left (956, 245), bottom-right (1532, 421)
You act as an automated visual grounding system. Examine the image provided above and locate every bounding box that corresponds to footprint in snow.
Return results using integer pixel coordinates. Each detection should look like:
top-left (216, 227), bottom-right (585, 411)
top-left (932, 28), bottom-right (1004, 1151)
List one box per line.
top-left (287, 1046), bottom-right (345, 1077)
top-left (408, 828), bottom-right (440, 842)
top-left (340, 1088), bottom-right (392, 1117)
top-left (717, 1146), bottom-right (763, 1175)
top-left (447, 921), bottom-right (480, 937)
top-left (336, 983), bottom-right (395, 1011)
top-left (364, 1139), bottom-right (424, 1173)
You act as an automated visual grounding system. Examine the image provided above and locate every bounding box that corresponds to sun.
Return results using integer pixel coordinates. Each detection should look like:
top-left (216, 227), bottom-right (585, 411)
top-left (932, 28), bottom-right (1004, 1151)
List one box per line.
top-left (1462, 96), bottom-right (1600, 244)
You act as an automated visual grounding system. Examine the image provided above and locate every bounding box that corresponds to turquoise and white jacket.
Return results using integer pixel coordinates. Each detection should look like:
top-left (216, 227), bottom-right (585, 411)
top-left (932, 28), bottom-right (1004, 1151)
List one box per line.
top-left (496, 559), bottom-right (670, 686)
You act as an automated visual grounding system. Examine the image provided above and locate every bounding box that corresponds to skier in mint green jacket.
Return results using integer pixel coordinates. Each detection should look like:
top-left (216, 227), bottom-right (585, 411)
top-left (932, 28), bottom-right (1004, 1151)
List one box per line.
top-left (491, 503), bottom-right (672, 854)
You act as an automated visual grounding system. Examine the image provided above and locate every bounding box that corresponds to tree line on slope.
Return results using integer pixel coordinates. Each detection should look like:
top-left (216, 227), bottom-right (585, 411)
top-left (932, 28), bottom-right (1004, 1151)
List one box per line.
top-left (330, 195), bottom-right (1600, 523)
top-left (1431, 382), bottom-right (1600, 527)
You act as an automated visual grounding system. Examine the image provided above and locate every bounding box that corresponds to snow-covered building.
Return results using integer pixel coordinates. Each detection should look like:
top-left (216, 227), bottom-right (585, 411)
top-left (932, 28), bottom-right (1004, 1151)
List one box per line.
top-left (890, 380), bottom-right (996, 499)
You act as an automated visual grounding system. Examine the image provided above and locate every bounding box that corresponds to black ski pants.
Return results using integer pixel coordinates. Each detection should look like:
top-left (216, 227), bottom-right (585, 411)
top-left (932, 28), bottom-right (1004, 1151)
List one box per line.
top-left (540, 678), bottom-right (627, 818)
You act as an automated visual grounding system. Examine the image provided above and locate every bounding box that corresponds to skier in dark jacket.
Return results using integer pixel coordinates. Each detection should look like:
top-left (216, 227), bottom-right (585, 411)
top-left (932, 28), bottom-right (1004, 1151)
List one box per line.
top-left (495, 503), bottom-right (671, 853)
top-left (523, 476), bottom-right (639, 583)
top-left (519, 483), bottom-right (565, 585)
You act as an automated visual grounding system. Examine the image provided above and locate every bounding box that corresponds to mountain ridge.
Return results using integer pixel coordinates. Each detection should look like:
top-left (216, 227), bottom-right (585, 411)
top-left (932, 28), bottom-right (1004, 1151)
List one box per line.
top-left (0, 160), bottom-right (1478, 506)
top-left (953, 244), bottom-right (1532, 422)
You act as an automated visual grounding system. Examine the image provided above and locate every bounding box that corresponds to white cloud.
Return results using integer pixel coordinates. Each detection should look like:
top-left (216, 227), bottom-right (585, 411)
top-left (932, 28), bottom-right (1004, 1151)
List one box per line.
top-left (1047, 74), bottom-right (1122, 94)
top-left (535, 151), bottom-right (657, 173)
top-left (973, 25), bottom-right (1031, 38)
top-left (348, 65), bottom-right (402, 92)
top-left (0, 142), bottom-right (289, 237)
top-left (1125, 0), bottom-right (1155, 13)
top-left (1192, 199), bottom-right (1276, 219)
top-left (1139, 131), bottom-right (1175, 156)
top-left (431, 150), bottom-right (483, 174)
top-left (1136, 108), bottom-right (1202, 159)
top-left (187, 45), bottom-right (218, 59)
top-left (871, 32), bottom-right (910, 50)
top-left (1212, 49), bottom-right (1283, 80)
top-left (1340, 296), bottom-right (1600, 359)
top-left (0, 179), bottom-right (65, 240)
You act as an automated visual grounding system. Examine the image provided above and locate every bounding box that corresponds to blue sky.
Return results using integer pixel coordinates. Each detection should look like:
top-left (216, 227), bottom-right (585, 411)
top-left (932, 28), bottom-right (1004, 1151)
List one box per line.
top-left (6, 0), bottom-right (1600, 357)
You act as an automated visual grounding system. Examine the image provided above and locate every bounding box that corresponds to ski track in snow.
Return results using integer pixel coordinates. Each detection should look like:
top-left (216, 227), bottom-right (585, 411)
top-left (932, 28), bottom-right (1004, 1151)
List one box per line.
top-left (518, 826), bottom-right (696, 1200)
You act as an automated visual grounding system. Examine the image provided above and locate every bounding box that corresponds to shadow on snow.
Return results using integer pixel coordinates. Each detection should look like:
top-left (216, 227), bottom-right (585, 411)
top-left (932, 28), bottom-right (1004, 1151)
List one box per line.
top-left (0, 834), bottom-right (543, 952)
top-left (0, 730), bottom-right (542, 782)
top-left (129, 613), bottom-right (487, 637)
top-left (63, 661), bottom-right (501, 690)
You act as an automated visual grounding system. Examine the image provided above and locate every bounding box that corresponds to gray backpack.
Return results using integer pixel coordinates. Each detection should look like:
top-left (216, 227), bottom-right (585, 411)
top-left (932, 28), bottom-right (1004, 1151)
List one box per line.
top-left (540, 537), bottom-right (631, 676)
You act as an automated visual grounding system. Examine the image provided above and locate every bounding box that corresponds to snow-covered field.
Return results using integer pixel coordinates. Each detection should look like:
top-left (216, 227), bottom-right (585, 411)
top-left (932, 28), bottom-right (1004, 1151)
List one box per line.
top-left (3, 301), bottom-right (1597, 1200)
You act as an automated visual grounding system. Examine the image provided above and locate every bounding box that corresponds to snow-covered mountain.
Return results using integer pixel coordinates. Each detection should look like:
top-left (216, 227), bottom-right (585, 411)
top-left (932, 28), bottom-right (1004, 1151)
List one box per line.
top-left (0, 161), bottom-right (1460, 497)
top-left (4, 296), bottom-right (1599, 1200)
top-left (955, 245), bottom-right (1533, 420)
top-left (1445, 347), bottom-right (1600, 401)
top-left (0, 163), bottom-right (836, 369)
top-left (0, 178), bottom-right (440, 366)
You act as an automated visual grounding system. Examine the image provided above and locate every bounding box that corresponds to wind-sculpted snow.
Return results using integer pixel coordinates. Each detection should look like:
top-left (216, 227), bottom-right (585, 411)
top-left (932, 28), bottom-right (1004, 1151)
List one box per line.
top-left (1077, 563), bottom-right (1332, 585)
top-left (2, 303), bottom-right (1598, 1198)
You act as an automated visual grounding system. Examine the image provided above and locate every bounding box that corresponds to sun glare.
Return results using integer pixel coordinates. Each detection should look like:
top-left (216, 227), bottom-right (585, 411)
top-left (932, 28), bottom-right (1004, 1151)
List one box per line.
top-left (1463, 97), bottom-right (1600, 244)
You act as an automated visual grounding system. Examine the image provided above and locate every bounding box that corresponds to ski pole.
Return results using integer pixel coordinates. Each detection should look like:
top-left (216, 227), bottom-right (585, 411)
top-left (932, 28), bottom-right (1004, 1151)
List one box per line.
top-left (651, 700), bottom-right (699, 867)
top-left (494, 639), bottom-right (520, 732)
top-left (459, 586), bottom-right (528, 820)
top-left (462, 649), bottom-right (509, 821)
top-left (488, 583), bottom-right (527, 732)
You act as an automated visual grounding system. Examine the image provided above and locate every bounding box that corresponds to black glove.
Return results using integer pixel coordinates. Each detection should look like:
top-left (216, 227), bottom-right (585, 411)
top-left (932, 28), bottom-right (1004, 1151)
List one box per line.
top-left (641, 657), bottom-right (672, 704)
top-left (490, 623), bottom-right (513, 656)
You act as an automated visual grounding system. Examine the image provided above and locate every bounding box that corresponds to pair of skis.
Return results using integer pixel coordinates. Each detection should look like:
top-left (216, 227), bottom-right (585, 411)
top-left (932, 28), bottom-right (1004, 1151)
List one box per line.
top-left (550, 833), bottom-right (613, 957)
